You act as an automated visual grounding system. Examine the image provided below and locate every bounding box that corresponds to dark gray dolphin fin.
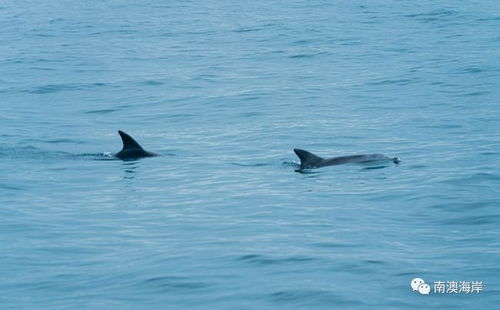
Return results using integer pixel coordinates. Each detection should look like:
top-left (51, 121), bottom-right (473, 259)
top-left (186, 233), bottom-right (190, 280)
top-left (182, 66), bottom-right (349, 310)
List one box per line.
top-left (118, 130), bottom-right (145, 151)
top-left (294, 149), bottom-right (324, 169)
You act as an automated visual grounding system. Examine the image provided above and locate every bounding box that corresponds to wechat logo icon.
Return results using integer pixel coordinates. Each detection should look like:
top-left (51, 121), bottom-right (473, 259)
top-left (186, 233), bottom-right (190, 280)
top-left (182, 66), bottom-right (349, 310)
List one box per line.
top-left (411, 278), bottom-right (430, 295)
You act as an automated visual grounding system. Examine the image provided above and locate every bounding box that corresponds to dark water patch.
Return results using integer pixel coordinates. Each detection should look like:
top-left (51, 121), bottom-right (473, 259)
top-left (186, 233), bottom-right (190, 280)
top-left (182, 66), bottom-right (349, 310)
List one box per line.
top-left (330, 261), bottom-right (382, 275)
top-left (44, 138), bottom-right (79, 144)
top-left (394, 271), bottom-right (422, 277)
top-left (230, 162), bottom-right (271, 167)
top-left (26, 33), bottom-right (55, 38)
top-left (22, 137), bottom-right (84, 144)
top-left (363, 259), bottom-right (386, 265)
top-left (418, 123), bottom-right (463, 129)
top-left (407, 164), bottom-right (427, 169)
top-left (0, 87), bottom-right (17, 94)
top-left (367, 78), bottom-right (414, 86)
top-left (85, 108), bottom-right (121, 114)
top-left (239, 95), bottom-right (263, 102)
top-left (476, 16), bottom-right (500, 23)
top-left (293, 39), bottom-right (315, 45)
top-left (0, 146), bottom-right (74, 161)
top-left (141, 276), bottom-right (209, 292)
top-left (382, 47), bottom-right (412, 54)
top-left (185, 30), bottom-right (218, 36)
top-left (29, 66), bottom-right (56, 71)
top-left (480, 151), bottom-right (498, 156)
top-left (455, 236), bottom-right (496, 243)
top-left (140, 80), bottom-right (164, 86)
top-left (156, 151), bottom-right (176, 157)
top-left (288, 52), bottom-right (329, 59)
top-left (443, 173), bottom-right (500, 187)
top-left (404, 9), bottom-right (459, 21)
top-left (462, 90), bottom-right (490, 97)
top-left (0, 183), bottom-right (23, 191)
top-left (458, 66), bottom-right (484, 74)
top-left (239, 92), bottom-right (273, 102)
top-left (85, 103), bottom-right (132, 114)
top-left (312, 242), bottom-right (357, 249)
top-left (24, 82), bottom-right (107, 94)
top-left (48, 18), bottom-right (65, 24)
top-left (151, 113), bottom-right (195, 120)
top-left (36, 245), bottom-right (100, 256)
top-left (34, 58), bottom-right (65, 64)
top-left (237, 111), bottom-right (265, 117)
top-left (269, 289), bottom-right (362, 306)
top-left (88, 29), bottom-right (139, 36)
top-left (194, 73), bottom-right (218, 80)
top-left (429, 81), bottom-right (459, 88)
top-left (287, 50), bottom-right (314, 60)
top-left (0, 149), bottom-right (116, 161)
top-left (431, 202), bottom-right (492, 212)
top-left (233, 27), bottom-right (261, 33)
top-left (338, 39), bottom-right (362, 46)
top-left (360, 165), bottom-right (389, 170)
top-left (440, 214), bottom-right (500, 226)
top-left (465, 266), bottom-right (500, 274)
top-left (237, 254), bottom-right (316, 266)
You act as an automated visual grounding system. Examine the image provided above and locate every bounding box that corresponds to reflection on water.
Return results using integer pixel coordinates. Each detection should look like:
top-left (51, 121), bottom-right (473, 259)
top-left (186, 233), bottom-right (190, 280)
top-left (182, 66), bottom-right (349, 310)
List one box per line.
top-left (122, 161), bottom-right (138, 179)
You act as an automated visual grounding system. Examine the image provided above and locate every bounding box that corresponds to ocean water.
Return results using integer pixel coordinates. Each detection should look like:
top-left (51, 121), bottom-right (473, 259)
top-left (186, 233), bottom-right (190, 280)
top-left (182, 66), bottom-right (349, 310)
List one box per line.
top-left (1, 0), bottom-right (499, 309)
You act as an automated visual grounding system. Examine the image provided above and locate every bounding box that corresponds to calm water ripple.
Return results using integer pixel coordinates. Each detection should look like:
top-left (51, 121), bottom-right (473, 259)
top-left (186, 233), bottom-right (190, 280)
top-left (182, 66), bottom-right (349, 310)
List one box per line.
top-left (1, 0), bottom-right (500, 309)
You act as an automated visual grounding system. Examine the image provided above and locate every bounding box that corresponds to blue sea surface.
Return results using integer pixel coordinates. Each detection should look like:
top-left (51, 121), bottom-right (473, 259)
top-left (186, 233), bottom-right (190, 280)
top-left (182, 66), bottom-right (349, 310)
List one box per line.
top-left (1, 1), bottom-right (499, 309)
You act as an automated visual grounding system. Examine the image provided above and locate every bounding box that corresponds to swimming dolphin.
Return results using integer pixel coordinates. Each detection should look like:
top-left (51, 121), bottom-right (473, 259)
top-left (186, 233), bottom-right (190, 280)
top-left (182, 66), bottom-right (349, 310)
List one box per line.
top-left (114, 130), bottom-right (158, 160)
top-left (294, 148), bottom-right (400, 170)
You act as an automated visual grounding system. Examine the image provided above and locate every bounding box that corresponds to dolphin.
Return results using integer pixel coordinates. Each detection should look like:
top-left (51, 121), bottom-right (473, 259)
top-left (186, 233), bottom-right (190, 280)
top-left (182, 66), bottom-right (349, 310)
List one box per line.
top-left (114, 130), bottom-right (158, 160)
top-left (294, 148), bottom-right (400, 170)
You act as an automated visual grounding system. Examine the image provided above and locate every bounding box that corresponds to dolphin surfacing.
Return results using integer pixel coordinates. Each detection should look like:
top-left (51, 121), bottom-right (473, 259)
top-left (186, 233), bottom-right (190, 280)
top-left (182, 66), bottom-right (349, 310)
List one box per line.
top-left (114, 130), bottom-right (158, 160)
top-left (294, 148), bottom-right (400, 170)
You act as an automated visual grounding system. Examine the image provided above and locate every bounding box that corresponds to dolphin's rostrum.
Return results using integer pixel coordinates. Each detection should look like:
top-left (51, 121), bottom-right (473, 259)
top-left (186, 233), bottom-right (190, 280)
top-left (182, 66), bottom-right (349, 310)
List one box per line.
top-left (294, 148), bottom-right (400, 170)
top-left (114, 130), bottom-right (158, 160)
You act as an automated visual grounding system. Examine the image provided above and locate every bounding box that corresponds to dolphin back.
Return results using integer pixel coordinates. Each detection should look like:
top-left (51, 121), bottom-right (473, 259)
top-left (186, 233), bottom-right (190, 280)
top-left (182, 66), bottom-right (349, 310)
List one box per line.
top-left (294, 149), bottom-right (324, 169)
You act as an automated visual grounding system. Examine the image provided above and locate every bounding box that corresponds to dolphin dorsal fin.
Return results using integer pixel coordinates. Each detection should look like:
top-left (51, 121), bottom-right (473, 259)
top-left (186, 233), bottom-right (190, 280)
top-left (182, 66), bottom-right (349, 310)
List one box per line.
top-left (294, 149), bottom-right (323, 168)
top-left (118, 130), bottom-right (144, 151)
